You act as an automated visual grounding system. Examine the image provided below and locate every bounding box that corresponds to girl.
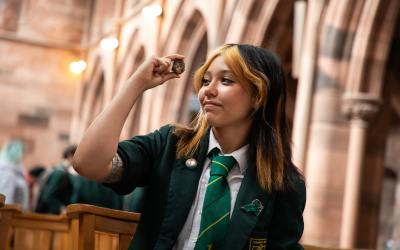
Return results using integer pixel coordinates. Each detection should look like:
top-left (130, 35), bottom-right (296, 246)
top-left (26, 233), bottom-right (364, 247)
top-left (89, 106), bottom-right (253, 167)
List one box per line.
top-left (73, 44), bottom-right (306, 250)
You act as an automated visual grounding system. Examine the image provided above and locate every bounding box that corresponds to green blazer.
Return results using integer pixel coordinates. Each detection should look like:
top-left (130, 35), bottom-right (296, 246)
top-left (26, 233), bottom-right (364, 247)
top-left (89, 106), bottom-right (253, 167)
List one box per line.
top-left (42, 164), bottom-right (73, 214)
top-left (104, 125), bottom-right (306, 250)
top-left (70, 175), bottom-right (123, 210)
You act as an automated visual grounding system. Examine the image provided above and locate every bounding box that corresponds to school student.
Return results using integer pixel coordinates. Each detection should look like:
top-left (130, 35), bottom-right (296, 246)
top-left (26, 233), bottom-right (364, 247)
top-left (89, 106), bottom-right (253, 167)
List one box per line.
top-left (73, 44), bottom-right (306, 250)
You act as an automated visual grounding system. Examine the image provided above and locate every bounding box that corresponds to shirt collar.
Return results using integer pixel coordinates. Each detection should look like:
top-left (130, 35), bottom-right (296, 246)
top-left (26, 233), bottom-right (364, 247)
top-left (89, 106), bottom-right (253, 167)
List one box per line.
top-left (207, 128), bottom-right (249, 175)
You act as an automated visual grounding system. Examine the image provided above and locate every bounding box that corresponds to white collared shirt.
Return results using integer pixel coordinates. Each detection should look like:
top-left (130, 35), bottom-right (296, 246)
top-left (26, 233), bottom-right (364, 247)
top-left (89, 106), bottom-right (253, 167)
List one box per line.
top-left (173, 129), bottom-right (249, 250)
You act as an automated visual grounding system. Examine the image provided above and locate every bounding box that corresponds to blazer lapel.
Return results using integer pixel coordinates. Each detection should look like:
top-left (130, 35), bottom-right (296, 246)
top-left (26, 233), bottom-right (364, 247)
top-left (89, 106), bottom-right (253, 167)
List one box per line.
top-left (154, 128), bottom-right (211, 249)
top-left (222, 166), bottom-right (272, 250)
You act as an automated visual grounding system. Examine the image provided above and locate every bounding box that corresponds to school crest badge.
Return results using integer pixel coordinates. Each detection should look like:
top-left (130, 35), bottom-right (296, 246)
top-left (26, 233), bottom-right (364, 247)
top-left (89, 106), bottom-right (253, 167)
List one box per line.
top-left (249, 238), bottom-right (267, 250)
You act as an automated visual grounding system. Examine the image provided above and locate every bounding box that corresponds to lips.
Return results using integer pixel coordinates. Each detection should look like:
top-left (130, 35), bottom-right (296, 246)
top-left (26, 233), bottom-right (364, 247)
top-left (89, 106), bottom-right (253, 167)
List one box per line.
top-left (203, 100), bottom-right (220, 107)
top-left (204, 101), bottom-right (220, 110)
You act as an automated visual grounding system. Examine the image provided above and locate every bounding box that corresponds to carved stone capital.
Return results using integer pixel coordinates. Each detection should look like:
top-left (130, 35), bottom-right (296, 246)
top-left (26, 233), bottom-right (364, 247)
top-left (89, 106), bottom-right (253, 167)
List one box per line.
top-left (341, 93), bottom-right (381, 126)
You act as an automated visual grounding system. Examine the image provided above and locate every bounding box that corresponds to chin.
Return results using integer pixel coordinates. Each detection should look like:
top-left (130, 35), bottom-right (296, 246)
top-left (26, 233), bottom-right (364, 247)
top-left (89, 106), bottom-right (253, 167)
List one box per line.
top-left (204, 114), bottom-right (218, 127)
top-left (204, 115), bottom-right (228, 128)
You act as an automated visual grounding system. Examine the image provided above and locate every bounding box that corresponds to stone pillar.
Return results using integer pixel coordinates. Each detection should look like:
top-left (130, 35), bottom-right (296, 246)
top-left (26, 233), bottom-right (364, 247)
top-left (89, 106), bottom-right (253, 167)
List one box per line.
top-left (291, 0), bottom-right (325, 171)
top-left (292, 0), bottom-right (307, 79)
top-left (339, 93), bottom-right (381, 248)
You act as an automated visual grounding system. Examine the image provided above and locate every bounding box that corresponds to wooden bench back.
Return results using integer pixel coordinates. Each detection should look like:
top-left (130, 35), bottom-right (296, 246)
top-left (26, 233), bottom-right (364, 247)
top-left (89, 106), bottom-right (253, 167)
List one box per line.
top-left (67, 204), bottom-right (140, 250)
top-left (6, 213), bottom-right (73, 250)
top-left (0, 204), bottom-right (23, 250)
top-left (0, 194), bottom-right (5, 208)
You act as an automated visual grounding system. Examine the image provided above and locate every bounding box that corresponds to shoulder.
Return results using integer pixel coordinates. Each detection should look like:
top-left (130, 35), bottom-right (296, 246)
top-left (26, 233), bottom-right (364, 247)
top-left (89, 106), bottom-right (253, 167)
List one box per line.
top-left (274, 173), bottom-right (306, 211)
top-left (292, 173), bottom-right (306, 193)
top-left (130, 124), bottom-right (176, 141)
top-left (49, 168), bottom-right (66, 180)
top-left (160, 124), bottom-right (177, 139)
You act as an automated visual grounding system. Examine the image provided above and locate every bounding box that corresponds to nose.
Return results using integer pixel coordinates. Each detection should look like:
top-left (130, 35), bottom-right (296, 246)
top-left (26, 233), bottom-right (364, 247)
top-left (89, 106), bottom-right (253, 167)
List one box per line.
top-left (204, 81), bottom-right (218, 97)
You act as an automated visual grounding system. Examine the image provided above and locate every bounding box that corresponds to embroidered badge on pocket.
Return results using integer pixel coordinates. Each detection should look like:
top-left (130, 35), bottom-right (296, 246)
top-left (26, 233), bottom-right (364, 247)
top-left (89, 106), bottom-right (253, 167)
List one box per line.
top-left (249, 238), bottom-right (267, 250)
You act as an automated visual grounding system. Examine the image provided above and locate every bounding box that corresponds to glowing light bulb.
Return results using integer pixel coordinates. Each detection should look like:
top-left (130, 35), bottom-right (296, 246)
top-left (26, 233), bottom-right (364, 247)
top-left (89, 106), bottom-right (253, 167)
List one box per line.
top-left (78, 61), bottom-right (87, 71)
top-left (142, 5), bottom-right (162, 20)
top-left (142, 6), bottom-right (156, 20)
top-left (152, 5), bottom-right (162, 16)
top-left (70, 61), bottom-right (87, 74)
top-left (101, 38), bottom-right (119, 51)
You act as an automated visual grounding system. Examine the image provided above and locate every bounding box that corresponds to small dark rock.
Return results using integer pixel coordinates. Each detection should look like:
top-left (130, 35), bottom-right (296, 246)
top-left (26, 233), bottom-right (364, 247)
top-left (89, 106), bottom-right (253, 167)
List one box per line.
top-left (172, 59), bottom-right (185, 75)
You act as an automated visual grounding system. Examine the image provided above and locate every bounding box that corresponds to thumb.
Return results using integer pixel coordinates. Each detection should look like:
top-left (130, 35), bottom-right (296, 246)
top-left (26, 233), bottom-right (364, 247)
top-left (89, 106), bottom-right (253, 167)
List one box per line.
top-left (162, 72), bottom-right (181, 82)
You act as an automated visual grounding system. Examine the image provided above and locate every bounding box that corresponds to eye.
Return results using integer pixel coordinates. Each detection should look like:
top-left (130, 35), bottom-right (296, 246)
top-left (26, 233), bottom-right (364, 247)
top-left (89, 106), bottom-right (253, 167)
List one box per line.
top-left (222, 77), bottom-right (234, 83)
top-left (202, 78), bottom-right (211, 85)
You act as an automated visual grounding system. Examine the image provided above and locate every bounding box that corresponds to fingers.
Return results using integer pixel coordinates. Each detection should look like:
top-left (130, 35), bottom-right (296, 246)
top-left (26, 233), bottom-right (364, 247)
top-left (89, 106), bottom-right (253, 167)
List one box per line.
top-left (154, 72), bottom-right (180, 83)
top-left (163, 72), bottom-right (180, 81)
top-left (164, 54), bottom-right (185, 61)
top-left (153, 58), bottom-right (171, 76)
top-left (151, 54), bottom-right (185, 78)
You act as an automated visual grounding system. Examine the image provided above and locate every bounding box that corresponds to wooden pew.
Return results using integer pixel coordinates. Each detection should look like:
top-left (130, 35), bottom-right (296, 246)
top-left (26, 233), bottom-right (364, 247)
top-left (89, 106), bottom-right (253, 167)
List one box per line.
top-left (66, 204), bottom-right (140, 250)
top-left (0, 194), bottom-right (5, 208)
top-left (303, 245), bottom-right (374, 250)
top-left (0, 204), bottom-right (23, 250)
top-left (5, 211), bottom-right (120, 250)
top-left (5, 212), bottom-right (74, 250)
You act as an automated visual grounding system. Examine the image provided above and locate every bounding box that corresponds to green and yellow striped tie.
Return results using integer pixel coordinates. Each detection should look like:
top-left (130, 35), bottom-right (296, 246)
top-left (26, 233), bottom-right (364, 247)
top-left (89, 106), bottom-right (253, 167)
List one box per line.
top-left (194, 148), bottom-right (237, 250)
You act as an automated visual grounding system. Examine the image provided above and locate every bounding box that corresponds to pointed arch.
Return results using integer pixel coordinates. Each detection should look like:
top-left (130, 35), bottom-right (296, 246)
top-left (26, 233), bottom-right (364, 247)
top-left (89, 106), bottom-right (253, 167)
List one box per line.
top-left (76, 60), bottom-right (105, 141)
top-left (119, 45), bottom-right (146, 140)
top-left (346, 0), bottom-right (400, 96)
top-left (152, 9), bottom-right (208, 130)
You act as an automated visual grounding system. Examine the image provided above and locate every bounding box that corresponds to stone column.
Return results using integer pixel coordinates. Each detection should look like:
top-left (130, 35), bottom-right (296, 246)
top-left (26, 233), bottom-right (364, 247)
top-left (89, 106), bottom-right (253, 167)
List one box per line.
top-left (339, 93), bottom-right (381, 248)
top-left (292, 0), bottom-right (306, 79)
top-left (291, 0), bottom-right (325, 171)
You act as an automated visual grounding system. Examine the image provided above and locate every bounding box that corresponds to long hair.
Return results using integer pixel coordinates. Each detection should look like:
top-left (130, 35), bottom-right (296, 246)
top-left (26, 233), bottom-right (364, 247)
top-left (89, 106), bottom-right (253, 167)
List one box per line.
top-left (173, 44), bottom-right (304, 193)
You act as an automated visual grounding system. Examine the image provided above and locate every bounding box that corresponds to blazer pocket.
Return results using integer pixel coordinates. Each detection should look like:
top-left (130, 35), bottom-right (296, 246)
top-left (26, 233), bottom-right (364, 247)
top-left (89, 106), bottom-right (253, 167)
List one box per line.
top-left (243, 231), bottom-right (268, 250)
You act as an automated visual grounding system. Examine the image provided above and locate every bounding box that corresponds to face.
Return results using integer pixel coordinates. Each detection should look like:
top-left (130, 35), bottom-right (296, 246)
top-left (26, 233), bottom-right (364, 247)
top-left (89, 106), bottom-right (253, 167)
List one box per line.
top-left (198, 56), bottom-right (256, 129)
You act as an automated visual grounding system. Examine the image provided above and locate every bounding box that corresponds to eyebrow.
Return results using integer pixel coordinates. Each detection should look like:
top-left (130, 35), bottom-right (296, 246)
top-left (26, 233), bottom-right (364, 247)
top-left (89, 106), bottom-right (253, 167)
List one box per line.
top-left (204, 70), bottom-right (232, 75)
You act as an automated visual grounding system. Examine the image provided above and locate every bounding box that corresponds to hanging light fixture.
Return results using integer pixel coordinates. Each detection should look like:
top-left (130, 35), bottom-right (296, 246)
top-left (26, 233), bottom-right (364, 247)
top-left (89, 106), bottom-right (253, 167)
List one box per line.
top-left (142, 5), bottom-right (162, 20)
top-left (101, 38), bottom-right (119, 51)
top-left (70, 61), bottom-right (86, 74)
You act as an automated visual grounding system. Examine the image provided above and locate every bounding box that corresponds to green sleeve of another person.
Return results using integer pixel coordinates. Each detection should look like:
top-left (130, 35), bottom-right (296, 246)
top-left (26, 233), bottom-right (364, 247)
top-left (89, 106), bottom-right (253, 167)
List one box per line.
top-left (41, 168), bottom-right (72, 214)
top-left (72, 175), bottom-right (123, 210)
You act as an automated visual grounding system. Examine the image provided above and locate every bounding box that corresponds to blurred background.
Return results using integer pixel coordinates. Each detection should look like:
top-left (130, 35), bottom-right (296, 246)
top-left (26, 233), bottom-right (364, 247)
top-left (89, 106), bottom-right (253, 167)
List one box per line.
top-left (0, 0), bottom-right (399, 249)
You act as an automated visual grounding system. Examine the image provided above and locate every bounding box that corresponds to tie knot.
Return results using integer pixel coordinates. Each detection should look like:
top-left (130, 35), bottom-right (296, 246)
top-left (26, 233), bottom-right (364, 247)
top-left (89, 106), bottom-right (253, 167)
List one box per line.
top-left (208, 148), bottom-right (236, 177)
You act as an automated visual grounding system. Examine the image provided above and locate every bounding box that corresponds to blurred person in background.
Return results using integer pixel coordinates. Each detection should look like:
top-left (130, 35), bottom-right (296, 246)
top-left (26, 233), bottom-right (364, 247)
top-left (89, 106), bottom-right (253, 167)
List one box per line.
top-left (28, 166), bottom-right (45, 211)
top-left (70, 174), bottom-right (123, 210)
top-left (35, 145), bottom-right (77, 214)
top-left (29, 166), bottom-right (45, 184)
top-left (0, 139), bottom-right (29, 212)
top-left (35, 144), bottom-right (123, 214)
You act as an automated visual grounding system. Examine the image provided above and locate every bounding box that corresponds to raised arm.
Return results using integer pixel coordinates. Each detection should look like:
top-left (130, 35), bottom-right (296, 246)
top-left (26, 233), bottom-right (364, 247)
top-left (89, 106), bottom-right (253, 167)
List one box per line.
top-left (73, 54), bottom-right (185, 181)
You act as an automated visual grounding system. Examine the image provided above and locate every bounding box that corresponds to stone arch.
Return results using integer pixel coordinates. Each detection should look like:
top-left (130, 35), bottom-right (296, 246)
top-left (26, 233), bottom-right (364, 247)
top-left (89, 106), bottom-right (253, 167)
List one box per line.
top-left (135, 7), bottom-right (210, 134)
top-left (260, 0), bottom-right (295, 69)
top-left (76, 58), bottom-right (105, 141)
top-left (300, 0), bottom-right (400, 248)
top-left (119, 45), bottom-right (146, 140)
top-left (224, 0), bottom-right (260, 44)
top-left (224, 0), bottom-right (297, 123)
top-left (177, 32), bottom-right (208, 125)
top-left (114, 30), bottom-right (147, 96)
top-left (351, 3), bottom-right (400, 247)
top-left (159, 9), bottom-right (208, 128)
top-left (346, 0), bottom-right (400, 95)
top-left (300, 0), bottom-right (379, 247)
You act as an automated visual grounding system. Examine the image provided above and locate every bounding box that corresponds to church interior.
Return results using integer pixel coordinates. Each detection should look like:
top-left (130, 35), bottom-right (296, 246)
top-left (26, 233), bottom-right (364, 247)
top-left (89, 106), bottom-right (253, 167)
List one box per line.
top-left (1, 0), bottom-right (400, 249)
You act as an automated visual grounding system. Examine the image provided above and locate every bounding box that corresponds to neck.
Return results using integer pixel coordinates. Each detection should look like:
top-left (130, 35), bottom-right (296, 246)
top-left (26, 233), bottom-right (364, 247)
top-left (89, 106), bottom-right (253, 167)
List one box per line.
top-left (212, 121), bottom-right (253, 154)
